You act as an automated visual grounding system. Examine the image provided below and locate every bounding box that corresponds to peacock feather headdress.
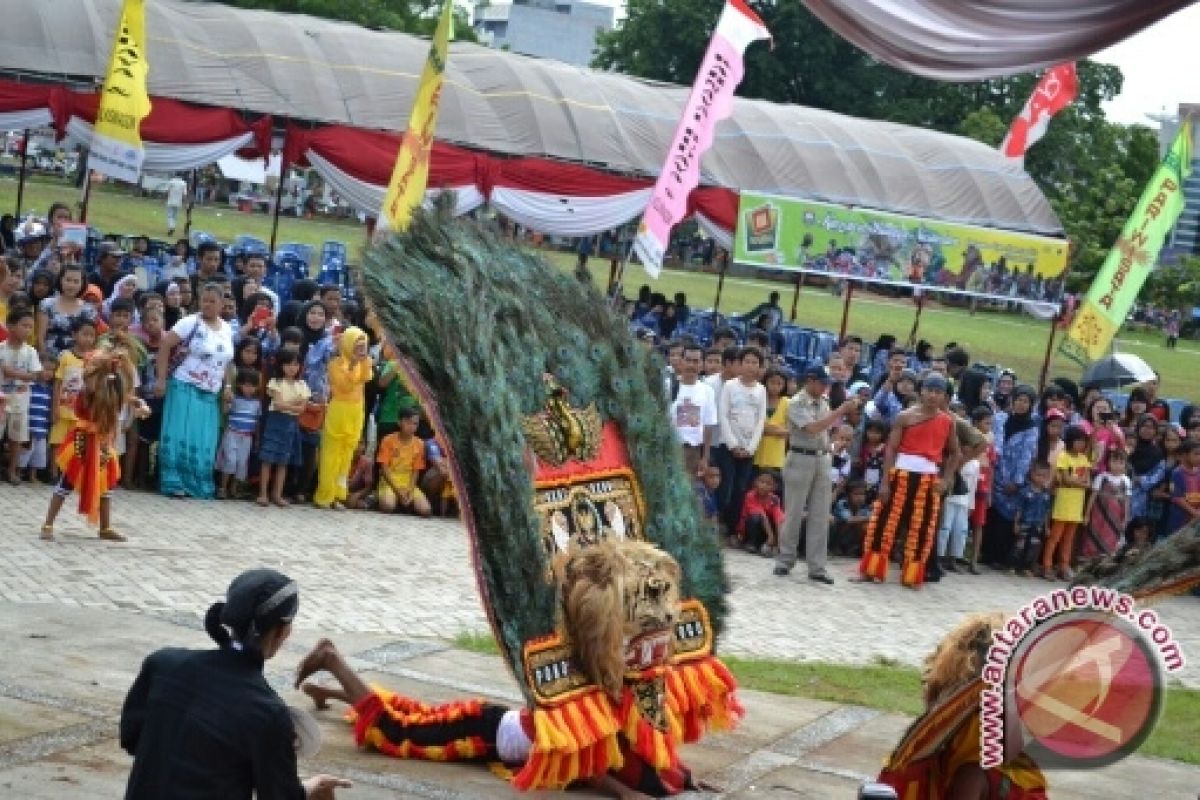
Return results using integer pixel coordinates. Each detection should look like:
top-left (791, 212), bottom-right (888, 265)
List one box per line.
top-left (359, 200), bottom-right (736, 788)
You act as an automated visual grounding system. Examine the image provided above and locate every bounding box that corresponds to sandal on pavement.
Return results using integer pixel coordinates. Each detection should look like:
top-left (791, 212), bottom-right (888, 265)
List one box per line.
top-left (256, 497), bottom-right (270, 507)
top-left (39, 524), bottom-right (54, 541)
top-left (272, 497), bottom-right (291, 508)
top-left (98, 528), bottom-right (127, 542)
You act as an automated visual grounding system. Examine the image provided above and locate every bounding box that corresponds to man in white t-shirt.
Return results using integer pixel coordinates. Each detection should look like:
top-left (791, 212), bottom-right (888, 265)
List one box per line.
top-left (670, 344), bottom-right (717, 477)
top-left (165, 175), bottom-right (189, 236)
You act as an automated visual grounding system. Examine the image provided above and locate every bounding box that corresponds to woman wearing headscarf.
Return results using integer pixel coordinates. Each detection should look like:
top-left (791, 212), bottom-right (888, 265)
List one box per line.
top-left (120, 569), bottom-right (351, 799)
top-left (982, 385), bottom-right (1040, 568)
top-left (286, 300), bottom-right (336, 502)
top-left (992, 369), bottom-right (1016, 412)
top-left (1129, 414), bottom-right (1167, 522)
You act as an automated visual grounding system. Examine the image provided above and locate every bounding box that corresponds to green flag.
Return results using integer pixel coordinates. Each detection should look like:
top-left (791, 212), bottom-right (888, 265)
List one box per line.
top-left (1061, 118), bottom-right (1193, 364)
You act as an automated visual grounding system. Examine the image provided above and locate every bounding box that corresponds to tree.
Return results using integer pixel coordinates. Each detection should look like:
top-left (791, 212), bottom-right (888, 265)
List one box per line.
top-left (200, 0), bottom-right (475, 39)
top-left (1145, 256), bottom-right (1200, 311)
top-left (594, 1), bottom-right (1158, 286)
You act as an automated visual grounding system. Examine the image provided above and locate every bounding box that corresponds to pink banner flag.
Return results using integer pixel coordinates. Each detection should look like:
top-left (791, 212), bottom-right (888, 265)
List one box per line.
top-left (633, 0), bottom-right (770, 277)
top-left (1000, 62), bottom-right (1078, 161)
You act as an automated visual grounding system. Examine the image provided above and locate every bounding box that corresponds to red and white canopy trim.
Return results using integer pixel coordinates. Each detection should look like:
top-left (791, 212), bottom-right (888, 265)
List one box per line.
top-left (285, 123), bottom-right (736, 237)
top-left (0, 81), bottom-right (68, 135)
top-left (63, 92), bottom-right (271, 172)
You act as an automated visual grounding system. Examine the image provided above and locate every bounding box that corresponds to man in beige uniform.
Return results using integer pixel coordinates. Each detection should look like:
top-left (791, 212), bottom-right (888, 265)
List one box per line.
top-left (774, 365), bottom-right (859, 584)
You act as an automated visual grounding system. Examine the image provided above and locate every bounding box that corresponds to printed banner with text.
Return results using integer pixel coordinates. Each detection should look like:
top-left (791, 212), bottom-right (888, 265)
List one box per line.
top-left (1061, 118), bottom-right (1193, 364)
top-left (378, 0), bottom-right (454, 233)
top-left (632, 0), bottom-right (770, 277)
top-left (87, 0), bottom-right (152, 183)
top-left (733, 192), bottom-right (1070, 305)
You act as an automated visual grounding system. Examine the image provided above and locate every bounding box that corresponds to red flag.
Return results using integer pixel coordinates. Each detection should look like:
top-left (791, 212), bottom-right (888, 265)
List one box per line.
top-left (1000, 63), bottom-right (1078, 161)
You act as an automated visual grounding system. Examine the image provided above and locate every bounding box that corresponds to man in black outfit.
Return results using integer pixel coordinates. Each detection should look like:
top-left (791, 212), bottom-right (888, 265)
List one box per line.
top-left (121, 569), bottom-right (351, 799)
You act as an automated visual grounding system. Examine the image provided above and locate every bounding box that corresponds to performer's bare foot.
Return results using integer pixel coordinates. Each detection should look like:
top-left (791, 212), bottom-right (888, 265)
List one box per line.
top-left (294, 638), bottom-right (338, 688)
top-left (301, 682), bottom-right (350, 710)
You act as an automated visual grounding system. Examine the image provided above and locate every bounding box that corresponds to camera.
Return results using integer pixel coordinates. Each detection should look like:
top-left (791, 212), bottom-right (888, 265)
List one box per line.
top-left (1100, 411), bottom-right (1115, 422)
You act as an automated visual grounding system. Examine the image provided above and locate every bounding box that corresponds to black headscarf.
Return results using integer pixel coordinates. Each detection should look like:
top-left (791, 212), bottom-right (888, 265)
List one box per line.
top-left (204, 568), bottom-right (299, 655)
top-left (955, 368), bottom-right (990, 412)
top-left (1004, 385), bottom-right (1038, 439)
top-left (1129, 414), bottom-right (1164, 476)
top-left (294, 299), bottom-right (329, 359)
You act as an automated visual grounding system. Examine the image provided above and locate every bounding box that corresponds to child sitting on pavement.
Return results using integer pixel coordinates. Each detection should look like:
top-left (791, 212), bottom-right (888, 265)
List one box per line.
top-left (831, 478), bottom-right (872, 557)
top-left (375, 407), bottom-right (431, 517)
top-left (738, 470), bottom-right (785, 557)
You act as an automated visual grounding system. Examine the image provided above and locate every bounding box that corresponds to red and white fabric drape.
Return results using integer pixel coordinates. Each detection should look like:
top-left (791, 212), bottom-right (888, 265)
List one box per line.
top-left (0, 82), bottom-right (67, 134)
top-left (63, 94), bottom-right (272, 171)
top-left (284, 123), bottom-right (736, 238)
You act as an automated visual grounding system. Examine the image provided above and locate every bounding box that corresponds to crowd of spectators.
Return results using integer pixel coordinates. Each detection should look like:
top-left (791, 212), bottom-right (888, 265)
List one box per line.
top-left (653, 301), bottom-right (1199, 586)
top-left (0, 206), bottom-right (456, 530)
top-left (1, 203), bottom-right (1197, 577)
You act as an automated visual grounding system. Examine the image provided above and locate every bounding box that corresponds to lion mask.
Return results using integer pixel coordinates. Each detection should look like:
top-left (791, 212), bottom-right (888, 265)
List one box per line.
top-left (559, 540), bottom-right (683, 700)
top-left (922, 612), bottom-right (1007, 708)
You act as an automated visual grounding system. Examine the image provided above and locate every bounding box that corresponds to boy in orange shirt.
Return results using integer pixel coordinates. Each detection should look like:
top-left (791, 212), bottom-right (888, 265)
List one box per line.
top-left (376, 407), bottom-right (432, 517)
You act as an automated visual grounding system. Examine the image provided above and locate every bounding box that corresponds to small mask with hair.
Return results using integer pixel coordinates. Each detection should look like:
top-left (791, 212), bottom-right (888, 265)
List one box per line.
top-left (558, 540), bottom-right (682, 700)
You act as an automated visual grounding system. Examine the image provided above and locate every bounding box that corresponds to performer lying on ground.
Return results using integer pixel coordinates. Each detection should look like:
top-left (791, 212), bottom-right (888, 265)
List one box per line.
top-left (293, 540), bottom-right (725, 799)
top-left (294, 638), bottom-right (699, 800)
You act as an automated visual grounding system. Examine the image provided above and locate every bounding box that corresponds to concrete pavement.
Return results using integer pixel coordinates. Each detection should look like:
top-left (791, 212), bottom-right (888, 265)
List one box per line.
top-left (0, 484), bottom-right (1196, 797)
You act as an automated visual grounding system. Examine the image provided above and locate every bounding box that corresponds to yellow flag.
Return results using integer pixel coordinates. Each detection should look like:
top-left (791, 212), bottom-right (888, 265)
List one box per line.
top-left (88, 0), bottom-right (152, 183)
top-left (1060, 118), bottom-right (1193, 363)
top-left (378, 0), bottom-right (455, 233)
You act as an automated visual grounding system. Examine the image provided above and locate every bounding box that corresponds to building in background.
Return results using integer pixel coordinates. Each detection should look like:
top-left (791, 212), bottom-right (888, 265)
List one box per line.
top-left (473, 0), bottom-right (614, 67)
top-left (1157, 103), bottom-right (1200, 261)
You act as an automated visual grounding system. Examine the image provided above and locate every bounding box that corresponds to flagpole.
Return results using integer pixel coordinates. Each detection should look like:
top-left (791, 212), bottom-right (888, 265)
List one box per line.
top-left (907, 291), bottom-right (925, 347)
top-left (608, 237), bottom-right (637, 310)
top-left (268, 157), bottom-right (288, 254)
top-left (14, 129), bottom-right (29, 217)
top-left (712, 250), bottom-right (728, 314)
top-left (1038, 310), bottom-right (1059, 392)
top-left (838, 279), bottom-right (854, 341)
top-left (79, 171), bottom-right (93, 224)
top-left (184, 168), bottom-right (197, 239)
top-left (788, 271), bottom-right (804, 321)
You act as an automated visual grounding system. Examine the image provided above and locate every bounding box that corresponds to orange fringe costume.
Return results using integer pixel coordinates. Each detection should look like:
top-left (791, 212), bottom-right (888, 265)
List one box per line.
top-left (859, 468), bottom-right (943, 586)
top-left (55, 399), bottom-right (120, 526)
top-left (878, 681), bottom-right (1048, 800)
top-left (346, 655), bottom-right (741, 794)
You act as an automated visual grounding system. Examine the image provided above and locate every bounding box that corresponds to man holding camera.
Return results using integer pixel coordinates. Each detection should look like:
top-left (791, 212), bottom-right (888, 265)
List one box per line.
top-left (774, 365), bottom-right (862, 584)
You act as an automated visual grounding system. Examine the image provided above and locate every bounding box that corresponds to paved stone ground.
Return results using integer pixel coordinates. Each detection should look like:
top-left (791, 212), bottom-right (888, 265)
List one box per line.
top-left (0, 484), bottom-right (1198, 798)
top-left (2, 484), bottom-right (1197, 687)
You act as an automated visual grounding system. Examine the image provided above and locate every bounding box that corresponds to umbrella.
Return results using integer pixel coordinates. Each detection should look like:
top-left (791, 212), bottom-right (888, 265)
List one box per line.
top-left (1080, 353), bottom-right (1157, 389)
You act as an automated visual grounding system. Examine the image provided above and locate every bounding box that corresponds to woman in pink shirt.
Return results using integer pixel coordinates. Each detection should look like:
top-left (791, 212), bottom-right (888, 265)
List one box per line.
top-left (1081, 395), bottom-right (1126, 472)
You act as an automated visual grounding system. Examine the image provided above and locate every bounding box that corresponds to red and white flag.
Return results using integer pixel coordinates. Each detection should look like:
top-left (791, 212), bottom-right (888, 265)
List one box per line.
top-left (1000, 63), bottom-right (1078, 162)
top-left (633, 0), bottom-right (770, 277)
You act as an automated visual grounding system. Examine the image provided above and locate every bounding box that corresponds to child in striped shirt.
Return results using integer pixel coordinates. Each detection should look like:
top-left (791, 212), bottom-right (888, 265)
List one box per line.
top-left (216, 368), bottom-right (263, 499)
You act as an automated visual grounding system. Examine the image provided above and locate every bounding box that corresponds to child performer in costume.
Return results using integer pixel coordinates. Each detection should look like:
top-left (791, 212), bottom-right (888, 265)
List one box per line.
top-left (40, 347), bottom-right (150, 541)
top-left (314, 326), bottom-right (371, 510)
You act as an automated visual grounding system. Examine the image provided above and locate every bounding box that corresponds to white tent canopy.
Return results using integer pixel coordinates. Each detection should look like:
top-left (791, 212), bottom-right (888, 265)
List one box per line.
top-left (0, 0), bottom-right (1063, 236)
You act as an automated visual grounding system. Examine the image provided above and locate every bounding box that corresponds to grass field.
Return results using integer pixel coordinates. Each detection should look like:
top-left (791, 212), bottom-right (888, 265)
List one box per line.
top-left (451, 631), bottom-right (1200, 765)
top-left (564, 255), bottom-right (1198, 398)
top-left (3, 174), bottom-right (1195, 397)
top-left (0, 174), bottom-right (363, 252)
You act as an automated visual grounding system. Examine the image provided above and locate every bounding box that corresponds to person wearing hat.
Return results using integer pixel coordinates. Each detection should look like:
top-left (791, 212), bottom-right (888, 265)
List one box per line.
top-left (120, 568), bottom-right (351, 799)
top-left (774, 364), bottom-right (860, 584)
top-left (856, 373), bottom-right (961, 589)
top-left (89, 241), bottom-right (130, 298)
